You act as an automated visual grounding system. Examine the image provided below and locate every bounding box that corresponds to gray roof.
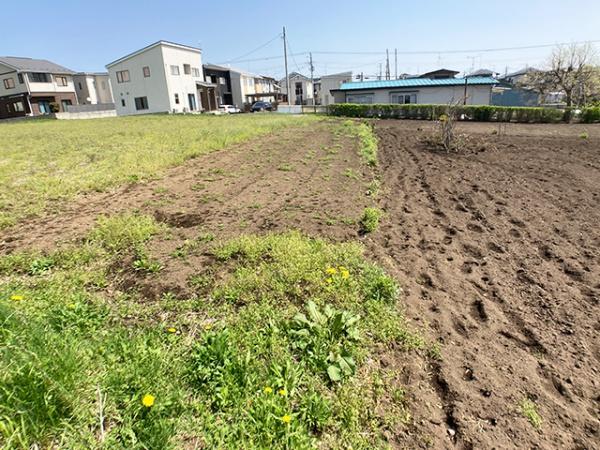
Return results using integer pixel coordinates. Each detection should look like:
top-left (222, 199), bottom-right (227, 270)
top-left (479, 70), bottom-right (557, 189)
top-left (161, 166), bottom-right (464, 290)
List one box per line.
top-left (468, 68), bottom-right (496, 77)
top-left (0, 56), bottom-right (75, 74)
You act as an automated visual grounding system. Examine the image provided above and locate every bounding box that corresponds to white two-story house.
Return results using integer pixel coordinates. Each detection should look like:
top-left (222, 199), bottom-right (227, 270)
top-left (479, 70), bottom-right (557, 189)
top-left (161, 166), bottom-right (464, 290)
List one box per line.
top-left (106, 41), bottom-right (217, 116)
top-left (0, 56), bottom-right (78, 119)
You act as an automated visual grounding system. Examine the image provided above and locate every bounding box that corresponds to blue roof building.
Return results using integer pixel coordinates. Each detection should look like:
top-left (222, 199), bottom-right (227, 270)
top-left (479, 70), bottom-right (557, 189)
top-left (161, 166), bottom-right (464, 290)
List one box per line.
top-left (330, 76), bottom-right (498, 106)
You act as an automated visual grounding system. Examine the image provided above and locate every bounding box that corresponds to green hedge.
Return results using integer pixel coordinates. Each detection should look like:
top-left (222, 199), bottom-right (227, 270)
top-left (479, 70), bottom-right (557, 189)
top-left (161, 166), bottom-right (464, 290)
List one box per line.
top-left (327, 103), bottom-right (571, 123)
top-left (581, 107), bottom-right (600, 123)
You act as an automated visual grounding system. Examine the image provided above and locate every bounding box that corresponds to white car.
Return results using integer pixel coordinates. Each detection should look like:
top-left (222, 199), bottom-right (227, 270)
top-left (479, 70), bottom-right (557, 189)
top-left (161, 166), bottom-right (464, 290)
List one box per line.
top-left (219, 105), bottom-right (241, 114)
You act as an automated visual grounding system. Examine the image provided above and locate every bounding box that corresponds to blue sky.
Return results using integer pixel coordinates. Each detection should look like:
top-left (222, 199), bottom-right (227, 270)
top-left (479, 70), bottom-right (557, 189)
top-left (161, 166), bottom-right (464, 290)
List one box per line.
top-left (3, 0), bottom-right (599, 78)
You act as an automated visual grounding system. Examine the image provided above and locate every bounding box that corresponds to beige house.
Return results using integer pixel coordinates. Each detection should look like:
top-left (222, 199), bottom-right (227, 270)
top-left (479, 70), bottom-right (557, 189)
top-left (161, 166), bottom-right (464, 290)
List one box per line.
top-left (314, 71), bottom-right (352, 106)
top-left (73, 72), bottom-right (114, 105)
top-left (279, 72), bottom-right (313, 105)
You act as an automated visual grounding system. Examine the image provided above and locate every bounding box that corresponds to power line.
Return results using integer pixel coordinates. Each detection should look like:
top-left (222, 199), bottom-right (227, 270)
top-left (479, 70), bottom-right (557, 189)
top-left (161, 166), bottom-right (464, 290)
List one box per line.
top-left (310, 39), bottom-right (600, 56)
top-left (219, 33), bottom-right (283, 64)
top-left (219, 38), bottom-right (600, 65)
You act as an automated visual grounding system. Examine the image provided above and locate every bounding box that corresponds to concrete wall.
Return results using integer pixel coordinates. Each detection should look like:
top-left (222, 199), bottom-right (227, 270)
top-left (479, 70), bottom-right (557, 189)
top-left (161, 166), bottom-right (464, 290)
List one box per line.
top-left (54, 110), bottom-right (117, 120)
top-left (336, 85), bottom-right (493, 105)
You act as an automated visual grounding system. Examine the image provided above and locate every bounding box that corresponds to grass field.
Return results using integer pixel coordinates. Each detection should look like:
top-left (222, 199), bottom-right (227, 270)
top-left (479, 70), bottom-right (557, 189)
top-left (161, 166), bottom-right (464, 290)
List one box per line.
top-left (0, 115), bottom-right (436, 449)
top-left (0, 215), bottom-right (423, 449)
top-left (0, 114), bottom-right (318, 228)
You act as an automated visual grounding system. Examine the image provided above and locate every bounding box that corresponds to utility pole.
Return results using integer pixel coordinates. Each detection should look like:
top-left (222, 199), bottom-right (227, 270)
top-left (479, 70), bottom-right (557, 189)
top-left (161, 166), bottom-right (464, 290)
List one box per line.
top-left (379, 63), bottom-right (382, 80)
top-left (309, 52), bottom-right (315, 112)
top-left (385, 49), bottom-right (390, 80)
top-left (463, 72), bottom-right (469, 105)
top-left (283, 27), bottom-right (291, 106)
top-left (394, 48), bottom-right (398, 79)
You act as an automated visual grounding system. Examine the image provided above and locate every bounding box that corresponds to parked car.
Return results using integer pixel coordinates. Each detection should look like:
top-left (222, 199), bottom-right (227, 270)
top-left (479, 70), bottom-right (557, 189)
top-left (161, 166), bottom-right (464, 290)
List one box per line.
top-left (251, 101), bottom-right (273, 112)
top-left (219, 104), bottom-right (241, 114)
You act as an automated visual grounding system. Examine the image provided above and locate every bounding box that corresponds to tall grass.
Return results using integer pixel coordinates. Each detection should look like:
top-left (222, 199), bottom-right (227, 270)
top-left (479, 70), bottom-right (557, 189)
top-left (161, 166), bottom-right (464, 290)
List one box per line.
top-left (0, 114), bottom-right (318, 228)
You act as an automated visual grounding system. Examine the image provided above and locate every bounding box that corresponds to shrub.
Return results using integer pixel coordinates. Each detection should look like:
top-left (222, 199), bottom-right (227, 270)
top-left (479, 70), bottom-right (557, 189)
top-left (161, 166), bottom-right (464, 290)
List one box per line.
top-left (359, 207), bottom-right (382, 233)
top-left (328, 103), bottom-right (571, 123)
top-left (581, 106), bottom-right (600, 123)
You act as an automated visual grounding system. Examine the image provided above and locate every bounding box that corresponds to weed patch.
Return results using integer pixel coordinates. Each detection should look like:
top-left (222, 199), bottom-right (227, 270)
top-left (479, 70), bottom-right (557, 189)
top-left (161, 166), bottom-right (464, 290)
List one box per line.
top-left (0, 225), bottom-right (423, 448)
top-left (359, 207), bottom-right (383, 233)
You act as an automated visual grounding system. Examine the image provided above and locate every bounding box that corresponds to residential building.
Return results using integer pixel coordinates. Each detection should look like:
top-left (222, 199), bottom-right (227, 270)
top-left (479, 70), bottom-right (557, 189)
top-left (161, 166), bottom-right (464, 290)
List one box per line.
top-left (330, 76), bottom-right (498, 105)
top-left (203, 64), bottom-right (279, 108)
top-left (0, 56), bottom-right (77, 119)
top-left (73, 72), bottom-right (114, 105)
top-left (251, 76), bottom-right (280, 104)
top-left (106, 41), bottom-right (217, 116)
top-left (279, 72), bottom-right (313, 105)
top-left (418, 68), bottom-right (460, 79)
top-left (314, 71), bottom-right (352, 105)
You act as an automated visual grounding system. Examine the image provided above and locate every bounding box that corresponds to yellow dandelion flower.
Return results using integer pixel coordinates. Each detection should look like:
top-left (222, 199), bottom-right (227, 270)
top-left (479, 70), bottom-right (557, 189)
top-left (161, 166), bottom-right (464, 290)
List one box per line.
top-left (167, 327), bottom-right (177, 333)
top-left (278, 388), bottom-right (287, 397)
top-left (281, 414), bottom-right (292, 424)
top-left (142, 394), bottom-right (155, 408)
top-left (264, 386), bottom-right (273, 394)
top-left (67, 303), bottom-right (76, 309)
top-left (340, 269), bottom-right (350, 280)
top-left (203, 323), bottom-right (213, 330)
top-left (326, 278), bottom-right (333, 284)
top-left (10, 295), bottom-right (24, 301)
top-left (325, 267), bottom-right (337, 275)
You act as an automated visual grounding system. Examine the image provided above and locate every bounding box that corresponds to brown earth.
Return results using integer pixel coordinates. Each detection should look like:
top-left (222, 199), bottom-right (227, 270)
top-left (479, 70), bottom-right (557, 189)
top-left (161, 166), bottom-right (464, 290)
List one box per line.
top-left (370, 120), bottom-right (600, 449)
top-left (1, 118), bottom-right (599, 449)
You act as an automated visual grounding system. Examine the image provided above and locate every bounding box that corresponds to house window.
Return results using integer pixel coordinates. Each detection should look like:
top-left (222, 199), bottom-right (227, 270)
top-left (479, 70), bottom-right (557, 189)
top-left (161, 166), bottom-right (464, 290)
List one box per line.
top-left (170, 65), bottom-right (180, 76)
top-left (390, 92), bottom-right (417, 104)
top-left (61, 99), bottom-right (72, 111)
top-left (174, 93), bottom-right (180, 104)
top-left (13, 101), bottom-right (25, 112)
top-left (346, 94), bottom-right (374, 104)
top-left (17, 73), bottom-right (24, 84)
top-left (192, 67), bottom-right (200, 77)
top-left (29, 73), bottom-right (50, 82)
top-left (219, 77), bottom-right (226, 85)
top-left (78, 82), bottom-right (83, 90)
top-left (135, 96), bottom-right (149, 110)
top-left (143, 66), bottom-right (151, 77)
top-left (55, 76), bottom-right (68, 86)
top-left (116, 70), bottom-right (130, 83)
top-left (183, 64), bottom-right (191, 75)
top-left (121, 98), bottom-right (126, 107)
top-left (3, 78), bottom-right (15, 89)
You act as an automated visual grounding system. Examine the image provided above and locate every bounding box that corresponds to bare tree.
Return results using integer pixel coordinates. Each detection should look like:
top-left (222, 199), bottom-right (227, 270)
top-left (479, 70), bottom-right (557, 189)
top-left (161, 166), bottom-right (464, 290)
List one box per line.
top-left (521, 43), bottom-right (598, 107)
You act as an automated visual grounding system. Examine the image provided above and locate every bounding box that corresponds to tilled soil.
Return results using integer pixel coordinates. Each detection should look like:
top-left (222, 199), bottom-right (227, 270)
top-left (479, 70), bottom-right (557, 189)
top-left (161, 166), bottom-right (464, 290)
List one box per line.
top-left (2, 118), bottom-right (599, 449)
top-left (369, 120), bottom-right (600, 449)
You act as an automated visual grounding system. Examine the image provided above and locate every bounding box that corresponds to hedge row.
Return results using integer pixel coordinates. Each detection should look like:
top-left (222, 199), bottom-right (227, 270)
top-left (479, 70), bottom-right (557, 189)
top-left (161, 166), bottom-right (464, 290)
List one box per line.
top-left (327, 103), bottom-right (573, 123)
top-left (581, 107), bottom-right (600, 123)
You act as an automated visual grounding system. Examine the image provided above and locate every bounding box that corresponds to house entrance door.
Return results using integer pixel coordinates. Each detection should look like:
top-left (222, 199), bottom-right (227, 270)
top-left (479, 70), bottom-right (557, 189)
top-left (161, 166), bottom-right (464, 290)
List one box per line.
top-left (188, 94), bottom-right (196, 111)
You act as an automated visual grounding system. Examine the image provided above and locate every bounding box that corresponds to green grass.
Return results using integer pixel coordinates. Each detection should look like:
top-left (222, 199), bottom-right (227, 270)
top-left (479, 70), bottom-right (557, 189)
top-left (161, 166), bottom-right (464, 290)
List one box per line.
top-left (0, 114), bottom-right (319, 228)
top-left (0, 215), bottom-right (423, 449)
top-left (519, 398), bottom-right (542, 429)
top-left (336, 120), bottom-right (378, 167)
top-left (359, 207), bottom-right (383, 233)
